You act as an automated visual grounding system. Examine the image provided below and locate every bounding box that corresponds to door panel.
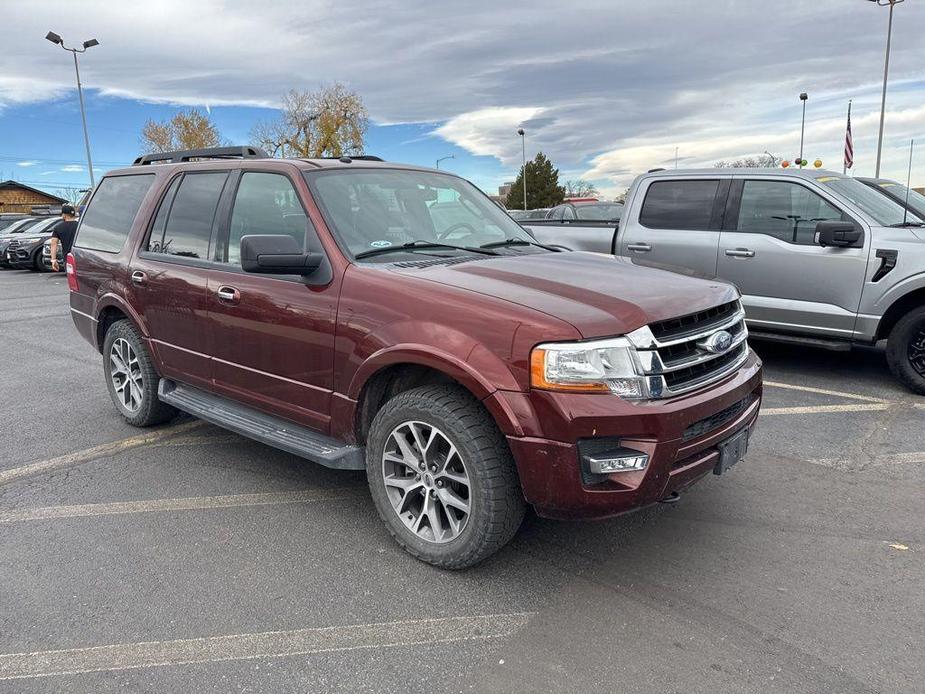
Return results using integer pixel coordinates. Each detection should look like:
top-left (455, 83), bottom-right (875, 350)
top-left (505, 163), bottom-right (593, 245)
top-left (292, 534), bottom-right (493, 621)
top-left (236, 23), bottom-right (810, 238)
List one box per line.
top-left (620, 178), bottom-right (726, 277)
top-left (207, 170), bottom-right (337, 432)
top-left (717, 179), bottom-right (868, 337)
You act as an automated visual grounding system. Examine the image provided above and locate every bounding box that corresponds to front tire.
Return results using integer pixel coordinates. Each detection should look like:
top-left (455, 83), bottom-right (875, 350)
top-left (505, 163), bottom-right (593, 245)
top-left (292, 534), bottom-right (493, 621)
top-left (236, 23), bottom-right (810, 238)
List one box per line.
top-left (886, 306), bottom-right (925, 395)
top-left (103, 320), bottom-right (178, 426)
top-left (366, 385), bottom-right (525, 569)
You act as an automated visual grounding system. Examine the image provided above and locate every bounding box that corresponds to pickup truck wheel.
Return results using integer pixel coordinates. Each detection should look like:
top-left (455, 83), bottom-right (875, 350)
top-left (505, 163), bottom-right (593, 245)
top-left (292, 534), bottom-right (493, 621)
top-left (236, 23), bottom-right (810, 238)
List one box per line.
top-left (103, 320), bottom-right (178, 426)
top-left (366, 384), bottom-right (525, 569)
top-left (886, 306), bottom-right (925, 395)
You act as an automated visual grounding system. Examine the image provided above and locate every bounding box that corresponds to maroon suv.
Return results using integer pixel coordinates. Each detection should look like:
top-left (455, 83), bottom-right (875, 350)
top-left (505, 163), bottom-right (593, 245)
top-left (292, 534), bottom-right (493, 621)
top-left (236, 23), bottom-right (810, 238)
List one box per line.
top-left (67, 146), bottom-right (762, 568)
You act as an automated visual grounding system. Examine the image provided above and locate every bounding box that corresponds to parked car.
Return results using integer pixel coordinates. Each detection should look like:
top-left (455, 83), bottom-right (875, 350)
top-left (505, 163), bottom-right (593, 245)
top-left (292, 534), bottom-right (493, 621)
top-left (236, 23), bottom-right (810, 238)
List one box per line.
top-left (0, 217), bottom-right (46, 268)
top-left (0, 213), bottom-right (30, 231)
top-left (858, 177), bottom-right (925, 221)
top-left (3, 216), bottom-right (64, 271)
top-left (521, 201), bottom-right (624, 249)
top-left (68, 146), bottom-right (762, 568)
top-left (545, 201), bottom-right (624, 222)
top-left (42, 236), bottom-right (65, 271)
top-left (526, 168), bottom-right (925, 393)
top-left (507, 208), bottom-right (550, 222)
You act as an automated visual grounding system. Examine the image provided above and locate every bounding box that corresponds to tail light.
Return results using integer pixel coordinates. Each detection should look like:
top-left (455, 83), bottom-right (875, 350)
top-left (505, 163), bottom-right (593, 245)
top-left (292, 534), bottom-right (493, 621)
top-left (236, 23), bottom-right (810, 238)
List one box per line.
top-left (65, 253), bottom-right (79, 291)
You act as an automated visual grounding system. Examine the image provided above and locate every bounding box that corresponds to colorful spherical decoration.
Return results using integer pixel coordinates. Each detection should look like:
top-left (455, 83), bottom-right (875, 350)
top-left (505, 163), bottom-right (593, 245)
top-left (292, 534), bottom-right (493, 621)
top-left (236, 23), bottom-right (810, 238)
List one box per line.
top-left (801, 159), bottom-right (808, 166)
top-left (782, 160), bottom-right (790, 168)
top-left (813, 159), bottom-right (823, 168)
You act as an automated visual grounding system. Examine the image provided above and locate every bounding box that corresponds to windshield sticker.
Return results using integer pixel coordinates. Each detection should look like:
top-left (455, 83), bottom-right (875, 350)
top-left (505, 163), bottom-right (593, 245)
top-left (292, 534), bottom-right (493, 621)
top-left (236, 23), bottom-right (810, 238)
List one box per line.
top-left (370, 240), bottom-right (393, 248)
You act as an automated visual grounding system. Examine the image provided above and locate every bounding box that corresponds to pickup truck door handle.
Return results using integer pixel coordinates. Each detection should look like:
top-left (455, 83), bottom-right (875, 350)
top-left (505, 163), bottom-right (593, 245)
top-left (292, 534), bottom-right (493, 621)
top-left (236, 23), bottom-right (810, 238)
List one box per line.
top-left (131, 271), bottom-right (147, 286)
top-left (216, 285), bottom-right (241, 304)
top-left (626, 243), bottom-right (652, 253)
top-left (724, 248), bottom-right (756, 258)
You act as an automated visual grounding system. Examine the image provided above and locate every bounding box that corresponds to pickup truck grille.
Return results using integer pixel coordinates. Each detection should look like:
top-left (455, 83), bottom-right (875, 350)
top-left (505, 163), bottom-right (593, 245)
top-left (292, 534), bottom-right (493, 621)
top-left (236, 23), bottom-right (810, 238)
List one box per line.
top-left (626, 300), bottom-right (750, 398)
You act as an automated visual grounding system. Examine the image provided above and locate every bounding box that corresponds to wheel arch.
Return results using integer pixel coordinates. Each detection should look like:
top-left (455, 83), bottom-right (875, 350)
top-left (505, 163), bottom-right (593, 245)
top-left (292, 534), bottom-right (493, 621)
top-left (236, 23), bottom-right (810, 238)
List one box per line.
top-left (94, 294), bottom-right (148, 353)
top-left (877, 286), bottom-right (925, 341)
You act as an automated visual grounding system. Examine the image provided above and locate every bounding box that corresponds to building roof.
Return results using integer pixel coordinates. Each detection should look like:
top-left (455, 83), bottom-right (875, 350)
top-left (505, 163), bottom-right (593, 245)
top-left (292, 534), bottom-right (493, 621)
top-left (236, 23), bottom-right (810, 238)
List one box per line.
top-left (0, 180), bottom-right (68, 203)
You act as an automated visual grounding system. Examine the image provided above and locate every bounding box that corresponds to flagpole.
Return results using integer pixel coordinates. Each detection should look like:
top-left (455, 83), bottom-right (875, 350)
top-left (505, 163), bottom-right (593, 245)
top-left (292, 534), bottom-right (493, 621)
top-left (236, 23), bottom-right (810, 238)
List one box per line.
top-left (843, 100), bottom-right (851, 175)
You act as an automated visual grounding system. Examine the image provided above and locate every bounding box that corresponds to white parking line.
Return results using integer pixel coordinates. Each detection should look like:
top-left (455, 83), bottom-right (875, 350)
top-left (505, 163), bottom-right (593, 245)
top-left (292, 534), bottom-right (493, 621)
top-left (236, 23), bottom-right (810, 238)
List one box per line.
top-left (0, 613), bottom-right (533, 681)
top-left (760, 403), bottom-right (892, 416)
top-left (763, 381), bottom-right (889, 404)
top-left (0, 488), bottom-right (364, 524)
top-left (0, 421), bottom-right (204, 487)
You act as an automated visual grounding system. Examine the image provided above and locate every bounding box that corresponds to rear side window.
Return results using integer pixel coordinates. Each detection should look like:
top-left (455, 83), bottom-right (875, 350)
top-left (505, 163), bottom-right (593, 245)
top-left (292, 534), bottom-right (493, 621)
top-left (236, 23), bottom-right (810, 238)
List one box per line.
top-left (639, 180), bottom-right (720, 230)
top-left (75, 174), bottom-right (155, 253)
top-left (147, 172), bottom-right (228, 259)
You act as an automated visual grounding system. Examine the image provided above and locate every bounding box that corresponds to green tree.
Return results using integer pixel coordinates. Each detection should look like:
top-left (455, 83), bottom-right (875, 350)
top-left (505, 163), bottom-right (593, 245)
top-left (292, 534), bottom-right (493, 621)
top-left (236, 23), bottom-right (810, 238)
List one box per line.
top-left (505, 152), bottom-right (565, 210)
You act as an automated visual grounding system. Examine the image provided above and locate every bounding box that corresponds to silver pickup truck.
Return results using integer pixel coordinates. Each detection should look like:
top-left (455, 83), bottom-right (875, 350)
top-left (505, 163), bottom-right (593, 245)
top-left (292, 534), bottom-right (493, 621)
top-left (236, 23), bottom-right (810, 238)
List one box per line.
top-left (525, 168), bottom-right (925, 394)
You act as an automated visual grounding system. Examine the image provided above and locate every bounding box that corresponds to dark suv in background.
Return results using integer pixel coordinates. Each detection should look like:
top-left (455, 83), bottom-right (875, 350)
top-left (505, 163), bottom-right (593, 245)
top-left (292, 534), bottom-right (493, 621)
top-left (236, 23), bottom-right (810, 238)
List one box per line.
top-left (67, 147), bottom-right (762, 568)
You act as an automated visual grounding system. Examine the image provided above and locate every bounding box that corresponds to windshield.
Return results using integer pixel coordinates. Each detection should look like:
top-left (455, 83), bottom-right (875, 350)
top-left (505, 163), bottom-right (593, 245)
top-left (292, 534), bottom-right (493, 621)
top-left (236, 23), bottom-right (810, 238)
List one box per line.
top-left (1, 218), bottom-right (43, 235)
top-left (306, 169), bottom-right (535, 259)
top-left (819, 176), bottom-right (923, 226)
top-left (876, 182), bottom-right (925, 215)
top-left (576, 203), bottom-right (623, 221)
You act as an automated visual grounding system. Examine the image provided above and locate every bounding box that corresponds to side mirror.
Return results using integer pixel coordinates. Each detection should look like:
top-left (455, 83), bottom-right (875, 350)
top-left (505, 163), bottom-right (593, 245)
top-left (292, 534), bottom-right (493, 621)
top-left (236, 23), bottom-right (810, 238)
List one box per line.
top-left (240, 234), bottom-right (323, 275)
top-left (815, 221), bottom-right (862, 248)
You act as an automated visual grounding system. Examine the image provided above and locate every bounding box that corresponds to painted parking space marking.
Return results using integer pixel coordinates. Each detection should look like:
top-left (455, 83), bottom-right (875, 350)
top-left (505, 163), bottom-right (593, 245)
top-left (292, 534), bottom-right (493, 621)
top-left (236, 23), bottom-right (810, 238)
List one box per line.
top-left (0, 488), bottom-right (365, 524)
top-left (763, 380), bottom-right (890, 404)
top-left (0, 421), bottom-right (204, 487)
top-left (759, 403), bottom-right (892, 416)
top-left (0, 612), bottom-right (534, 681)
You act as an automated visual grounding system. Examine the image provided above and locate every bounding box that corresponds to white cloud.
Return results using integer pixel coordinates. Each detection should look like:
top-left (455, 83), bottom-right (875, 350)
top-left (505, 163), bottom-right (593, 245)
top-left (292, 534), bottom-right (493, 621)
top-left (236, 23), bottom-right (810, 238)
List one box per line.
top-left (17, 160), bottom-right (38, 167)
top-left (60, 164), bottom-right (84, 172)
top-left (2, 0), bottom-right (923, 189)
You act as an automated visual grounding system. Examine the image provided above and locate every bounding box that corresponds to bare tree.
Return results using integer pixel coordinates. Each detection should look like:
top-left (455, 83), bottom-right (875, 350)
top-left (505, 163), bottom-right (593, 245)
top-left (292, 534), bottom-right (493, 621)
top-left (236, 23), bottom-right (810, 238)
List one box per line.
top-left (714, 152), bottom-right (782, 168)
top-left (53, 186), bottom-right (86, 206)
top-left (251, 83), bottom-right (368, 158)
top-left (563, 179), bottom-right (600, 198)
top-left (140, 109), bottom-right (223, 153)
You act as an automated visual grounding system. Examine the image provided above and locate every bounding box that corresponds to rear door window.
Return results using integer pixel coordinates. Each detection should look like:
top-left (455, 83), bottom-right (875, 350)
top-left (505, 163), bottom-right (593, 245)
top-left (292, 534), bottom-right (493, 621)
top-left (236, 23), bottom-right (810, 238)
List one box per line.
top-left (639, 180), bottom-right (720, 230)
top-left (148, 172), bottom-right (228, 259)
top-left (736, 180), bottom-right (844, 245)
top-left (75, 174), bottom-right (155, 253)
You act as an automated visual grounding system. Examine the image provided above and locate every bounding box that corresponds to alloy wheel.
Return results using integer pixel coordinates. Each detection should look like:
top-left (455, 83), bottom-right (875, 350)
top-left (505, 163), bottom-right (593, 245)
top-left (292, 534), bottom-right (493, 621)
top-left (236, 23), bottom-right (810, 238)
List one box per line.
top-left (910, 327), bottom-right (925, 377)
top-left (381, 421), bottom-right (471, 544)
top-left (110, 337), bottom-right (144, 413)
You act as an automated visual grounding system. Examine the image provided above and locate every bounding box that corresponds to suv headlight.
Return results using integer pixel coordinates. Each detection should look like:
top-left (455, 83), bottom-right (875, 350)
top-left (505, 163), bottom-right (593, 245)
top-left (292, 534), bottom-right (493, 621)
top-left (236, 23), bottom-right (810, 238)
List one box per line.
top-left (530, 337), bottom-right (646, 398)
top-left (19, 237), bottom-right (41, 243)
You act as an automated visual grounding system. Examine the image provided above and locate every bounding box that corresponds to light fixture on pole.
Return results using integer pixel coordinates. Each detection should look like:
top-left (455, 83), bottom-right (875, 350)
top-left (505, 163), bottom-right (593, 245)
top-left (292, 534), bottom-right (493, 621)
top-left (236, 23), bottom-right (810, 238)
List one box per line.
top-left (517, 128), bottom-right (527, 210)
top-left (46, 31), bottom-right (99, 187)
top-left (798, 92), bottom-right (808, 169)
top-left (436, 155), bottom-right (454, 169)
top-left (868, 0), bottom-right (904, 178)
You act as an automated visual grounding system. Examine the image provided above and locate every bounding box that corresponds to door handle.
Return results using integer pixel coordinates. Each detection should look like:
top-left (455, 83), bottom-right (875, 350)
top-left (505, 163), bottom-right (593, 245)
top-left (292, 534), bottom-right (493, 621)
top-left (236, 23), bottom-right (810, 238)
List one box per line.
top-left (724, 248), bottom-right (755, 258)
top-left (216, 285), bottom-right (240, 304)
top-left (626, 243), bottom-right (652, 253)
top-left (131, 270), bottom-right (147, 286)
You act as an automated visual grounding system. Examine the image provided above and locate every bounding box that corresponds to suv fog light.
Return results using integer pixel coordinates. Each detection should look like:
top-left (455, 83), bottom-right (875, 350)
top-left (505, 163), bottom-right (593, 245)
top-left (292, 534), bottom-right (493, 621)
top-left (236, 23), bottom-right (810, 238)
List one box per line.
top-left (588, 451), bottom-right (649, 474)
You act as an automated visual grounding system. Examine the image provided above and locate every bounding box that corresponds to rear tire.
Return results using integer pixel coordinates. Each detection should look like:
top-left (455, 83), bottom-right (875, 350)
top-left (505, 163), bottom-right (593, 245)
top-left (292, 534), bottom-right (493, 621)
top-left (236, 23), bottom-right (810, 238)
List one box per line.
top-left (886, 306), bottom-right (925, 395)
top-left (366, 384), bottom-right (525, 569)
top-left (103, 319), bottom-right (178, 426)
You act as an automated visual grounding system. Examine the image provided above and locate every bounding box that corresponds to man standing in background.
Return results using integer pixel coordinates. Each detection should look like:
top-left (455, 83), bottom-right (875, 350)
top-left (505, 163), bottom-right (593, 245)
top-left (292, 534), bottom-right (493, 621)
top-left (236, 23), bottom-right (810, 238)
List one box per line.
top-left (50, 204), bottom-right (78, 272)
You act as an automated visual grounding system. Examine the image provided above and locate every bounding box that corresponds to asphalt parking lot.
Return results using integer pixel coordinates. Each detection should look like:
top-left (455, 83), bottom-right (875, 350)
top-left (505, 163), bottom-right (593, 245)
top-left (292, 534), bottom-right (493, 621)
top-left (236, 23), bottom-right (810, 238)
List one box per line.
top-left (1, 268), bottom-right (923, 693)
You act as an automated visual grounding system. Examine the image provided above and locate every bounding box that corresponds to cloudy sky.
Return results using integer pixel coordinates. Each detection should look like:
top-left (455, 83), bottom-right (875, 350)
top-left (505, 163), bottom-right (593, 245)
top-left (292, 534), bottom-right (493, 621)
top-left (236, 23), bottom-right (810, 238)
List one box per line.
top-left (1, 0), bottom-right (923, 199)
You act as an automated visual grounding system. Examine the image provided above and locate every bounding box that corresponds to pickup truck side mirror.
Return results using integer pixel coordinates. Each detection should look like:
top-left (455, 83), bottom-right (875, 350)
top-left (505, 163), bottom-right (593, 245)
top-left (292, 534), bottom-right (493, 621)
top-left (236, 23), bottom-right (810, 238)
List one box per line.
top-left (814, 221), bottom-right (862, 248)
top-left (240, 234), bottom-right (323, 275)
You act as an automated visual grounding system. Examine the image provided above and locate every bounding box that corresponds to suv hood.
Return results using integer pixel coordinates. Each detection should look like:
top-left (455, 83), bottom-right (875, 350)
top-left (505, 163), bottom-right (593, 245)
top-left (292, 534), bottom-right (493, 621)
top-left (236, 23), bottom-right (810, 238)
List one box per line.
top-left (392, 251), bottom-right (738, 338)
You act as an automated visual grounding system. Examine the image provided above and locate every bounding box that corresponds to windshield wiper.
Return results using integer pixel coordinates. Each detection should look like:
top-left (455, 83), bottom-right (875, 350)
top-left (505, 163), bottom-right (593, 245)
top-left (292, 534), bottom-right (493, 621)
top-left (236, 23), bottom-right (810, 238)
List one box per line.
top-left (479, 238), bottom-right (563, 252)
top-left (889, 221), bottom-right (925, 227)
top-left (354, 240), bottom-right (500, 260)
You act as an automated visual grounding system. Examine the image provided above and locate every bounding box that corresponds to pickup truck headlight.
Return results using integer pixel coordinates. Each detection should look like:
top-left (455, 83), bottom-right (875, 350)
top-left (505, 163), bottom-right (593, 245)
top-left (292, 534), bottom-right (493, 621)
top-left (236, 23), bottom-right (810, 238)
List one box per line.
top-left (530, 337), bottom-right (646, 398)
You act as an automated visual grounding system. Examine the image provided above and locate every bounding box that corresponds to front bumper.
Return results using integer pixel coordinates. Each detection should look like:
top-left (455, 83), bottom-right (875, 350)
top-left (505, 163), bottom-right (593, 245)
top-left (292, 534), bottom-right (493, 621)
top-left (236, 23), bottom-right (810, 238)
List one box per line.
top-left (493, 348), bottom-right (763, 520)
top-left (5, 242), bottom-right (42, 268)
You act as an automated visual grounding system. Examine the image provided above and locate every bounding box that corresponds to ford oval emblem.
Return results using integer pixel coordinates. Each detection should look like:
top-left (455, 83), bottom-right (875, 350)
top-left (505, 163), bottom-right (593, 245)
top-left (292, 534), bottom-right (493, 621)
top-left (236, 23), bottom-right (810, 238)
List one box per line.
top-left (698, 330), bottom-right (734, 354)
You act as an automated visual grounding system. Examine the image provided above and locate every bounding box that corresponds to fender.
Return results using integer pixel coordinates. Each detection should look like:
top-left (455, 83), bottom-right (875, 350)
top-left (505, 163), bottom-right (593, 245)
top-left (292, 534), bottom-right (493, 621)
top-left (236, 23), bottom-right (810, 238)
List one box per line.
top-left (869, 270), bottom-right (925, 315)
top-left (94, 291), bottom-right (149, 349)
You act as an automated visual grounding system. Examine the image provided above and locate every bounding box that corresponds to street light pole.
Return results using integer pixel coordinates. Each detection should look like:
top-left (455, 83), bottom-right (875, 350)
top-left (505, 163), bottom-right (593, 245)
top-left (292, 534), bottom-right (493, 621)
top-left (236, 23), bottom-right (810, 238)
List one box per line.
top-left (517, 128), bottom-right (527, 210)
top-left (46, 32), bottom-right (99, 187)
top-left (869, 0), bottom-right (904, 178)
top-left (436, 155), bottom-right (454, 169)
top-left (799, 92), bottom-right (808, 169)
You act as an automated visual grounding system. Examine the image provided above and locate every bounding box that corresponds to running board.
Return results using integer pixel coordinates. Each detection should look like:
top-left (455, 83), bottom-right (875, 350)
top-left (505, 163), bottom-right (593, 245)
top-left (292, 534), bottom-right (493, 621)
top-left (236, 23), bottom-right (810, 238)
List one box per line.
top-left (747, 330), bottom-right (852, 352)
top-left (158, 380), bottom-right (365, 470)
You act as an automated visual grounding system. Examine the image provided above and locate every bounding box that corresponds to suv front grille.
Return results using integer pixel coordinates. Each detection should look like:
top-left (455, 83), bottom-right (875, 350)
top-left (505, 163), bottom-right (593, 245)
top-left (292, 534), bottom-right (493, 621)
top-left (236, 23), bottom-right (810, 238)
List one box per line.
top-left (626, 300), bottom-right (750, 398)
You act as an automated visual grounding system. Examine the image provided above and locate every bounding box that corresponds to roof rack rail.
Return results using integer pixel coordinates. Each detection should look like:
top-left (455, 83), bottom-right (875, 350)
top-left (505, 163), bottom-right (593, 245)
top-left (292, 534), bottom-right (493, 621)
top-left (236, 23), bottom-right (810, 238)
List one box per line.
top-left (132, 146), bottom-right (269, 166)
top-left (317, 155), bottom-right (384, 162)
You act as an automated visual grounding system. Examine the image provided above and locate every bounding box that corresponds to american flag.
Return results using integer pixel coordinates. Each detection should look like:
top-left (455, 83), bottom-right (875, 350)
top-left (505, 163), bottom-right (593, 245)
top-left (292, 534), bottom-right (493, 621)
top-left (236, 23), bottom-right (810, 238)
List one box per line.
top-left (844, 101), bottom-right (854, 170)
